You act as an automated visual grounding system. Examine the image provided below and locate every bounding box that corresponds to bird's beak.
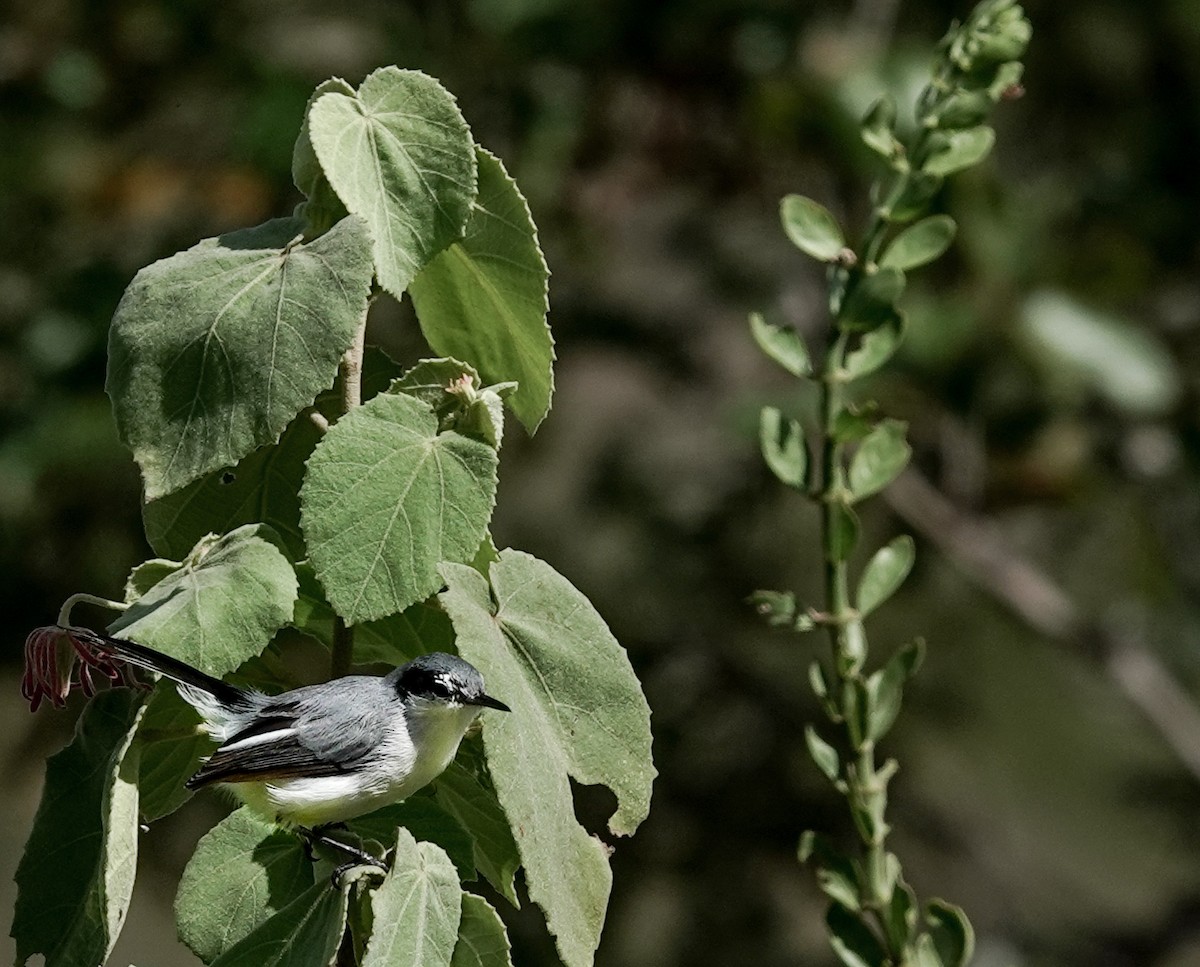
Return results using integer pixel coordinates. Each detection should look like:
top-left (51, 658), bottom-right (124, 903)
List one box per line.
top-left (472, 693), bottom-right (511, 712)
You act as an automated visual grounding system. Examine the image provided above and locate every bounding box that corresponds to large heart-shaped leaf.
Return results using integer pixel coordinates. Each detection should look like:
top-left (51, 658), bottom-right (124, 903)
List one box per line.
top-left (361, 830), bottom-right (462, 967)
top-left (301, 392), bottom-right (498, 624)
top-left (409, 148), bottom-right (553, 432)
top-left (176, 807), bottom-right (313, 964)
top-left (109, 524), bottom-right (298, 677)
top-left (108, 215), bottom-right (373, 499)
top-left (208, 879), bottom-right (347, 967)
top-left (451, 894), bottom-right (513, 967)
top-left (440, 551), bottom-right (655, 967)
top-left (135, 682), bottom-right (213, 822)
top-left (308, 67), bottom-right (477, 298)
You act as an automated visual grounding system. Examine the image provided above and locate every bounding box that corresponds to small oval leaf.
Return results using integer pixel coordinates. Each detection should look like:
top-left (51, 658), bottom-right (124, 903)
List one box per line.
top-left (759, 407), bottom-right (808, 489)
top-left (826, 903), bottom-right (888, 967)
top-left (805, 725), bottom-right (840, 783)
top-left (922, 126), bottom-right (995, 176)
top-left (879, 216), bottom-right (957, 271)
top-left (781, 195), bottom-right (845, 262)
top-left (749, 312), bottom-right (811, 377)
top-left (840, 269), bottom-right (906, 332)
top-left (857, 535), bottom-right (916, 616)
top-left (844, 315), bottom-right (905, 379)
top-left (848, 420), bottom-right (910, 501)
top-left (927, 899), bottom-right (976, 967)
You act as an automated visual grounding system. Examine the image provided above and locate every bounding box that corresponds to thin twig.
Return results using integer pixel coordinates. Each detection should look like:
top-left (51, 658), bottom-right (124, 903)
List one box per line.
top-left (885, 468), bottom-right (1200, 783)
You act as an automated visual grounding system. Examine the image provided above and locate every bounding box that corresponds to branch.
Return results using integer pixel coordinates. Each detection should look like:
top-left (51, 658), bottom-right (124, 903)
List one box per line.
top-left (885, 467), bottom-right (1200, 783)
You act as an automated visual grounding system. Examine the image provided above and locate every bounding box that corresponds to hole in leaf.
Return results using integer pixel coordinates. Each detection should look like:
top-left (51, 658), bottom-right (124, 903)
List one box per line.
top-left (570, 776), bottom-right (619, 841)
top-left (220, 472), bottom-right (236, 485)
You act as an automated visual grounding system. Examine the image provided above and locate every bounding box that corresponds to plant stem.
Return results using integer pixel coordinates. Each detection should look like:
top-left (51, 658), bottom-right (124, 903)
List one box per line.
top-left (57, 592), bottom-right (128, 628)
top-left (329, 310), bottom-right (369, 681)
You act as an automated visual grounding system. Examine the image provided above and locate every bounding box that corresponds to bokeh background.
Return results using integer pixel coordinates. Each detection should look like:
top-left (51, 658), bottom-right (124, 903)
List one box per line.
top-left (3, 0), bottom-right (1200, 964)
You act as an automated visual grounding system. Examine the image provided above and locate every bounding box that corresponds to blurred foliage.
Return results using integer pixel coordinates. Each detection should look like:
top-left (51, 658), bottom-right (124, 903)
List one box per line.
top-left (2, 0), bottom-right (1200, 965)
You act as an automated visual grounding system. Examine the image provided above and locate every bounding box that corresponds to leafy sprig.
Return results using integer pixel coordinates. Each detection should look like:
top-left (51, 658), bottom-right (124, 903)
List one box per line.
top-left (751, 2), bottom-right (1030, 963)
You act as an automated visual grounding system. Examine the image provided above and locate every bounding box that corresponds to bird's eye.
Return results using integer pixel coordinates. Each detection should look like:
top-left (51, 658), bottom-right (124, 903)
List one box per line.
top-left (428, 678), bottom-right (453, 698)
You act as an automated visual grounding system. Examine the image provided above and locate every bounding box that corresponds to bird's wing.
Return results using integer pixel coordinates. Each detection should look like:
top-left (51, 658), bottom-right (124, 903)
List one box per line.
top-left (186, 677), bottom-right (391, 788)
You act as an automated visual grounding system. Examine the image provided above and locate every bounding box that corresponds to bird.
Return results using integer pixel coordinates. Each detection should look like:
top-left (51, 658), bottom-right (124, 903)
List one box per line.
top-left (57, 627), bottom-right (510, 866)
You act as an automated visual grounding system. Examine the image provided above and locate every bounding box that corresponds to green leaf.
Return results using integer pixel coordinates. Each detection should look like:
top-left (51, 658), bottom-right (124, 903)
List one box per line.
top-left (309, 67), bottom-right (478, 299)
top-left (1020, 290), bottom-right (1182, 416)
top-left (927, 899), bottom-right (975, 967)
top-left (879, 216), bottom-right (956, 271)
top-left (922, 125), bottom-right (995, 176)
top-left (292, 561), bottom-right (453, 665)
top-left (452, 894), bottom-right (514, 967)
top-left (759, 407), bottom-right (808, 489)
top-left (362, 829), bottom-right (462, 967)
top-left (392, 358), bottom-right (482, 422)
top-left (107, 215), bottom-right (374, 499)
top-left (839, 269), bottom-right (905, 332)
top-left (749, 312), bottom-right (811, 376)
top-left (780, 194), bottom-right (845, 262)
top-left (292, 78), bottom-right (355, 236)
top-left (135, 683), bottom-right (213, 822)
top-left (865, 659), bottom-right (905, 744)
top-left (434, 744), bottom-right (522, 906)
top-left (176, 807), bottom-right (314, 964)
top-left (208, 879), bottom-right (347, 967)
top-left (748, 589), bottom-right (797, 628)
top-left (884, 172), bottom-right (944, 222)
top-left (826, 903), bottom-right (887, 967)
top-left (828, 502), bottom-right (860, 563)
top-left (844, 315), bottom-right (905, 379)
top-left (109, 524), bottom-right (299, 677)
top-left (13, 690), bottom-right (145, 967)
top-left (348, 798), bottom-right (476, 882)
top-left (804, 725), bottom-right (840, 783)
top-left (410, 147), bottom-right (554, 433)
top-left (142, 404), bottom-right (323, 561)
top-left (913, 935), bottom-right (946, 967)
top-left (300, 392), bottom-right (498, 624)
top-left (848, 419), bottom-right (910, 501)
top-left (927, 89), bottom-right (991, 129)
top-left (440, 551), bottom-right (656, 967)
top-left (857, 535), bottom-right (916, 616)
top-left (124, 558), bottom-right (178, 601)
top-left (861, 95), bottom-right (902, 161)
top-left (885, 881), bottom-right (919, 951)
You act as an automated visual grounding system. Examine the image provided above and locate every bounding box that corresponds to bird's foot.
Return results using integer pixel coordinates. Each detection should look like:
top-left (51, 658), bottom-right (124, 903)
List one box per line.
top-left (330, 860), bottom-right (386, 890)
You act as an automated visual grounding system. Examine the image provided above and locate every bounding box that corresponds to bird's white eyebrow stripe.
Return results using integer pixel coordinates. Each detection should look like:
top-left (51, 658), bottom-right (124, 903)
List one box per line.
top-left (219, 728), bottom-right (295, 752)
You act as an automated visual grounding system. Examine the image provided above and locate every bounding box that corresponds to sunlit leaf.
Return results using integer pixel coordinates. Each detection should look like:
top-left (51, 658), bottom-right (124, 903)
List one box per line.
top-left (309, 67), bottom-right (477, 299)
top-left (805, 725), bottom-right (840, 783)
top-left (451, 894), bottom-right (513, 967)
top-left (361, 830), bottom-right (461, 967)
top-left (292, 78), bottom-right (355, 236)
top-left (300, 392), bottom-right (498, 624)
top-left (410, 148), bottom-right (554, 432)
top-left (110, 524), bottom-right (298, 677)
top-left (440, 551), bottom-right (655, 967)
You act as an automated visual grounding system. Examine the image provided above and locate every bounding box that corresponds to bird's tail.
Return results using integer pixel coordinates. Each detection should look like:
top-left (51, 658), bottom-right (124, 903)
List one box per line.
top-left (71, 628), bottom-right (256, 738)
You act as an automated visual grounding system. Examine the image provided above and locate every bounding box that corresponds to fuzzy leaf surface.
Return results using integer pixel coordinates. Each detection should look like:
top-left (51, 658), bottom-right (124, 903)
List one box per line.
top-left (451, 894), bottom-right (514, 967)
top-left (434, 740), bottom-right (521, 905)
top-left (176, 807), bottom-right (314, 964)
top-left (301, 392), bottom-right (498, 624)
top-left (110, 524), bottom-right (298, 676)
top-left (309, 67), bottom-right (477, 298)
top-left (208, 878), bottom-right (347, 967)
top-left (361, 829), bottom-right (462, 967)
top-left (107, 215), bottom-right (373, 499)
top-left (409, 147), bottom-right (553, 432)
top-left (440, 551), bottom-right (655, 967)
top-left (12, 690), bottom-right (145, 967)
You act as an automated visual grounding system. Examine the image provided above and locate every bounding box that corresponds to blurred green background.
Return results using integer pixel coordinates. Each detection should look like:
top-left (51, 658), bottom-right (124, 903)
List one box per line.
top-left (3, 0), bottom-right (1200, 964)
